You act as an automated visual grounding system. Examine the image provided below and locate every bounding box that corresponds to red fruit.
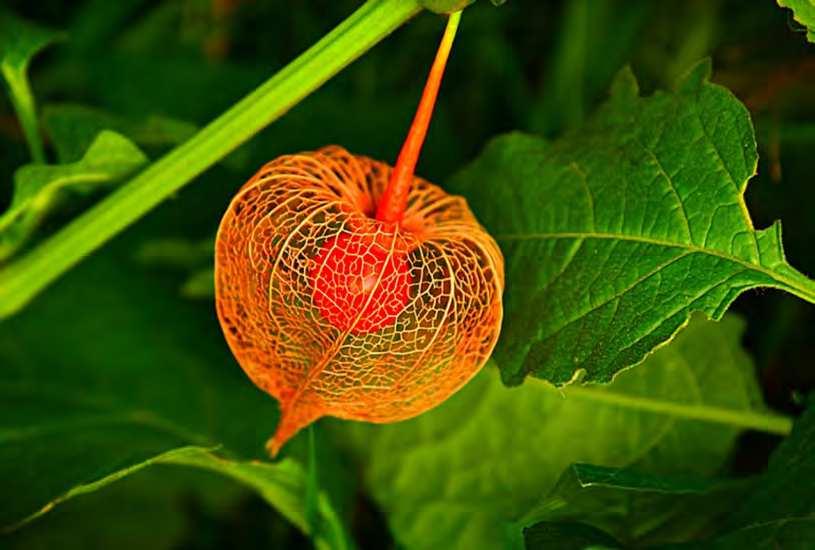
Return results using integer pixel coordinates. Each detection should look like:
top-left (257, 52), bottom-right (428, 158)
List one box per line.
top-left (310, 231), bottom-right (411, 334)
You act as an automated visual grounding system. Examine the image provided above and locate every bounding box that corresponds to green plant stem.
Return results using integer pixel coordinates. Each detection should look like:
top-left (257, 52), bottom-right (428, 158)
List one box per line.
top-left (305, 426), bottom-right (319, 538)
top-left (539, 381), bottom-right (793, 436)
top-left (0, 0), bottom-right (422, 319)
top-left (1, 64), bottom-right (45, 163)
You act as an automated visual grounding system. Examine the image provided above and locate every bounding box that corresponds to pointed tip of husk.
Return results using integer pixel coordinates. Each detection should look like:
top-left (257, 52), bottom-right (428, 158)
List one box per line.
top-left (266, 402), bottom-right (323, 457)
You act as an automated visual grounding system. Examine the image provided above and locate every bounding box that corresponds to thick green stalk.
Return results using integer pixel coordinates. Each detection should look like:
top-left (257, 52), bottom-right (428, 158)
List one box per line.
top-left (0, 0), bottom-right (422, 318)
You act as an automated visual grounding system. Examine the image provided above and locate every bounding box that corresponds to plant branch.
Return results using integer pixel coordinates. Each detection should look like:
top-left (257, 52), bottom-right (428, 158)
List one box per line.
top-left (0, 0), bottom-right (422, 318)
top-left (376, 10), bottom-right (461, 223)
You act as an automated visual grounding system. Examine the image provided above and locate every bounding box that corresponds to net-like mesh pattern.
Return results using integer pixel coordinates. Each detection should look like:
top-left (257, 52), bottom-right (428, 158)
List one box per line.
top-left (215, 146), bottom-right (504, 453)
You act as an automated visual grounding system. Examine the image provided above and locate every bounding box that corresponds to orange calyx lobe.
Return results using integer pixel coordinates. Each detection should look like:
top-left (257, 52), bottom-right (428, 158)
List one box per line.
top-left (310, 231), bottom-right (411, 334)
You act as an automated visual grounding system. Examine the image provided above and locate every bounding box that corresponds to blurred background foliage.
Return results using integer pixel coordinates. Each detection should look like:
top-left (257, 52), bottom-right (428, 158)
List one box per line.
top-left (1, 0), bottom-right (814, 547)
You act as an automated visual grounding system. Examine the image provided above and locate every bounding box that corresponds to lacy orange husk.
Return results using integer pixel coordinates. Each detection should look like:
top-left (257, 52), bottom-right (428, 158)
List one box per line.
top-left (215, 145), bottom-right (504, 455)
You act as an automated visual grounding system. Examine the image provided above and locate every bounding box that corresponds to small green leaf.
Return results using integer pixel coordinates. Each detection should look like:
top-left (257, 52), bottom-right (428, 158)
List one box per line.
top-left (777, 0), bottom-right (815, 42)
top-left (0, 130), bottom-right (147, 261)
top-left (0, 10), bottom-right (60, 163)
top-left (451, 61), bottom-right (815, 386)
top-left (524, 521), bottom-right (621, 550)
top-left (42, 103), bottom-right (197, 163)
top-left (336, 314), bottom-right (785, 549)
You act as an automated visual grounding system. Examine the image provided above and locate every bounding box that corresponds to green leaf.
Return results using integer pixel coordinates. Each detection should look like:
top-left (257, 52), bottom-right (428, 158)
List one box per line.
top-left (0, 131), bottom-right (147, 262)
top-left (0, 10), bottom-right (60, 163)
top-left (523, 464), bottom-right (747, 546)
top-left (42, 103), bottom-right (197, 163)
top-left (777, 0), bottom-right (815, 42)
top-left (335, 314), bottom-right (787, 549)
top-left (0, 246), bottom-right (348, 548)
top-left (450, 61), bottom-right (815, 386)
top-left (524, 521), bottom-right (621, 550)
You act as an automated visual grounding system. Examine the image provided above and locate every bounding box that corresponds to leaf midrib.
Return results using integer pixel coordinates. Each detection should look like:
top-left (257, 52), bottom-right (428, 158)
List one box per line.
top-left (536, 380), bottom-right (792, 436)
top-left (495, 230), bottom-right (815, 304)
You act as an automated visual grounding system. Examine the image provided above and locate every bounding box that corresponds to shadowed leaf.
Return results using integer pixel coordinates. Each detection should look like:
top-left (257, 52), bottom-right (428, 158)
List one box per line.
top-left (523, 464), bottom-right (748, 546)
top-left (524, 521), bottom-right (621, 550)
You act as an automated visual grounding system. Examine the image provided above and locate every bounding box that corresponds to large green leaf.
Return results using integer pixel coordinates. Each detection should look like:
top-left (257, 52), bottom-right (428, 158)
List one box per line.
top-left (777, 0), bottom-right (815, 42)
top-left (451, 61), bottom-right (815, 386)
top-left (0, 130), bottom-right (147, 261)
top-left (335, 314), bottom-right (786, 549)
top-left (0, 245), bottom-right (347, 548)
top-left (0, 9), bottom-right (59, 163)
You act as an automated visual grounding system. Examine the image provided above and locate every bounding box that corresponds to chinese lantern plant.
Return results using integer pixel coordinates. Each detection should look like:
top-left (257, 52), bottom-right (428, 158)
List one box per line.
top-left (214, 11), bottom-right (504, 455)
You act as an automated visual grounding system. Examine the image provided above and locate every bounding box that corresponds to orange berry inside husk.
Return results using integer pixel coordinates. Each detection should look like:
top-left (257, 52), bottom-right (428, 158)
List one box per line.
top-left (214, 147), bottom-right (504, 456)
top-left (311, 231), bottom-right (411, 334)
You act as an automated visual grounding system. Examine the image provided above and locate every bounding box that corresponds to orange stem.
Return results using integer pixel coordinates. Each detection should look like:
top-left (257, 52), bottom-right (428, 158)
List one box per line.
top-left (376, 11), bottom-right (462, 223)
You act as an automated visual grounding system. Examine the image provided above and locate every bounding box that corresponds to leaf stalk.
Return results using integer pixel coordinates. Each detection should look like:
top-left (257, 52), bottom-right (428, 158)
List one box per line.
top-left (376, 10), bottom-right (461, 223)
